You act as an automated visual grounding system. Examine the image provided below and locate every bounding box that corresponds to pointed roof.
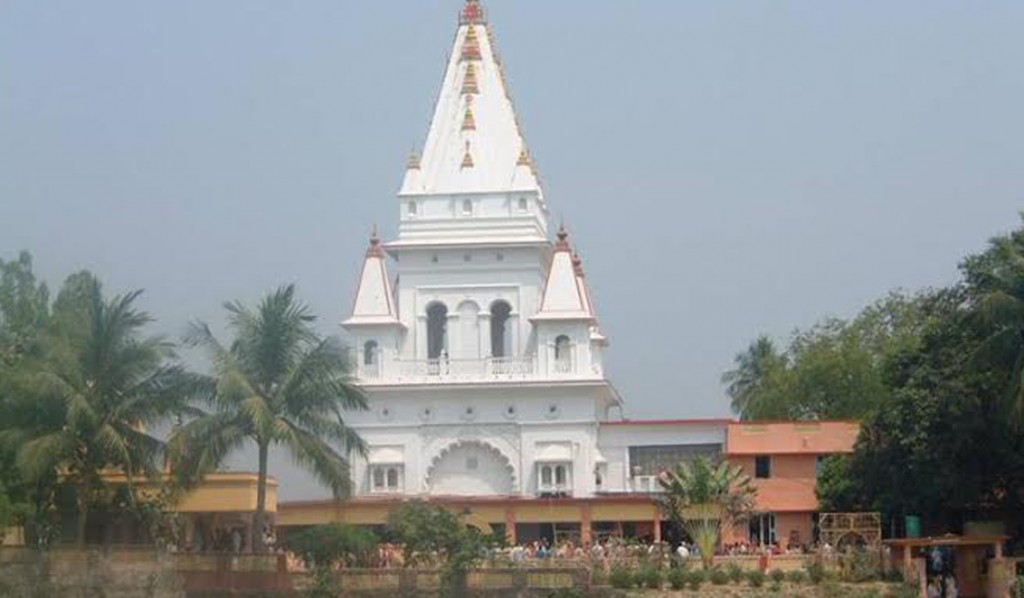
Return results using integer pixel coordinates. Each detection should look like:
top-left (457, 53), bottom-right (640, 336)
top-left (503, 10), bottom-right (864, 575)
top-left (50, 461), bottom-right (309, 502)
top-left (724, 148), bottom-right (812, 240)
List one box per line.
top-left (573, 251), bottom-right (610, 346)
top-left (532, 227), bottom-right (595, 323)
top-left (400, 1), bottom-right (541, 197)
top-left (342, 230), bottom-right (404, 328)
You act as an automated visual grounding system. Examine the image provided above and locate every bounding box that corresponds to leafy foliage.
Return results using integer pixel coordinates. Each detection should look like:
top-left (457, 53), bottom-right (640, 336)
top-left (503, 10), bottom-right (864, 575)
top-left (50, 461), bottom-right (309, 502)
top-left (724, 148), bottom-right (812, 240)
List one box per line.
top-left (656, 455), bottom-right (756, 569)
top-left (387, 501), bottom-right (489, 597)
top-left (287, 523), bottom-right (377, 597)
top-left (170, 285), bottom-right (367, 550)
top-left (288, 523), bottom-right (378, 569)
top-left (724, 291), bottom-right (939, 420)
top-left (0, 269), bottom-right (187, 544)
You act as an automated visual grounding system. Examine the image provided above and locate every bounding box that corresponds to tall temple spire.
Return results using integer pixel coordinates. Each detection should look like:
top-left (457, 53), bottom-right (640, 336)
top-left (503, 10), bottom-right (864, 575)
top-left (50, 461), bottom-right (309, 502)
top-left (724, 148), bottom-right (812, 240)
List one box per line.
top-left (400, 0), bottom-right (540, 197)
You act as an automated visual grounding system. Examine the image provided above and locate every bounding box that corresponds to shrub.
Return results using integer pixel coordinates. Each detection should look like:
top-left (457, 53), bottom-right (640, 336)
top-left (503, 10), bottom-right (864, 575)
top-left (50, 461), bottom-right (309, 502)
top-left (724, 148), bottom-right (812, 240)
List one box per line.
top-left (769, 581), bottom-right (782, 593)
top-left (746, 569), bottom-right (766, 588)
top-left (727, 562), bottom-right (744, 583)
top-left (769, 568), bottom-right (786, 583)
top-left (667, 568), bottom-right (687, 590)
top-left (608, 566), bottom-right (634, 589)
top-left (888, 583), bottom-right (924, 598)
top-left (842, 549), bottom-right (882, 583)
top-left (821, 580), bottom-right (844, 598)
top-left (805, 559), bottom-right (826, 584)
top-left (710, 566), bottom-right (730, 585)
top-left (786, 569), bottom-right (807, 584)
top-left (687, 569), bottom-right (706, 590)
top-left (638, 566), bottom-right (663, 589)
top-left (546, 590), bottom-right (586, 598)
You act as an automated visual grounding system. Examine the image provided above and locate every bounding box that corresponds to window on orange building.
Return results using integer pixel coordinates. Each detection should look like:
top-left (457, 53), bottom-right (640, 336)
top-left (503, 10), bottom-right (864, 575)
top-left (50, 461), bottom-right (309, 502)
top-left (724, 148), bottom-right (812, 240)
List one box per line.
top-left (755, 455), bottom-right (771, 479)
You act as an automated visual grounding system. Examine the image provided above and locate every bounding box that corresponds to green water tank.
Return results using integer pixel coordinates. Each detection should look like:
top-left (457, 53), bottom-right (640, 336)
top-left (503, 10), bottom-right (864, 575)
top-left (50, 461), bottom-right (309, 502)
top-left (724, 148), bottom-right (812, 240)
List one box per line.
top-left (905, 515), bottom-right (921, 538)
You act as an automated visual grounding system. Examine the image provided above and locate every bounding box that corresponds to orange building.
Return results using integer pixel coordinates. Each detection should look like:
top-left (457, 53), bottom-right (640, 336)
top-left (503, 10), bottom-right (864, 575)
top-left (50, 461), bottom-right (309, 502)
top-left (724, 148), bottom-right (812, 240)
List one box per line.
top-left (725, 420), bottom-right (860, 549)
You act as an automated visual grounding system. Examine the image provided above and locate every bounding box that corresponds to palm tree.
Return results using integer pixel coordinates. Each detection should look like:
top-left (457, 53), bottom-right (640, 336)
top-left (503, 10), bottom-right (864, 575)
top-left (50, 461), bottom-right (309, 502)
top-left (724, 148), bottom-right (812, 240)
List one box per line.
top-left (0, 274), bottom-right (186, 545)
top-left (170, 285), bottom-right (367, 550)
top-left (656, 455), bottom-right (756, 569)
top-left (721, 335), bottom-right (789, 420)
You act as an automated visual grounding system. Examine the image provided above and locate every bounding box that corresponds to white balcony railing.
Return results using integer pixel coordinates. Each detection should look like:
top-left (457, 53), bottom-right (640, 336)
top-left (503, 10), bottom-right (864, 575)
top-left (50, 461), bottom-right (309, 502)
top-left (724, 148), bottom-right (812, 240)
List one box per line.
top-left (356, 354), bottom-right (599, 385)
top-left (630, 475), bottom-right (664, 493)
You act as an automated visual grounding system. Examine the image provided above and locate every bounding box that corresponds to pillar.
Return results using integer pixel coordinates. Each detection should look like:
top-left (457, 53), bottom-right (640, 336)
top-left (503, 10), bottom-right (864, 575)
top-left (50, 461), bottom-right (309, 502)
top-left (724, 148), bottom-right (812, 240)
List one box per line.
top-left (243, 513), bottom-right (255, 553)
top-left (580, 505), bottom-right (592, 548)
top-left (653, 510), bottom-right (662, 543)
top-left (505, 507), bottom-right (517, 545)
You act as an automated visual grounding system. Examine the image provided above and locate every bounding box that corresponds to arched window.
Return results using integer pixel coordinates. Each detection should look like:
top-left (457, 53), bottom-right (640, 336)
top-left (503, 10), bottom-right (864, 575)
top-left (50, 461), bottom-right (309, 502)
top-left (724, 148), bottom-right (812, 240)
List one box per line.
top-left (427, 303), bottom-right (449, 360)
top-left (462, 199), bottom-right (473, 215)
top-left (363, 340), bottom-right (379, 366)
top-left (490, 300), bottom-right (512, 358)
top-left (555, 465), bottom-right (566, 486)
top-left (554, 335), bottom-right (572, 373)
top-left (517, 197), bottom-right (528, 211)
top-left (373, 467), bottom-right (385, 489)
top-left (541, 465), bottom-right (552, 486)
top-left (386, 467), bottom-right (399, 489)
top-left (408, 201), bottom-right (417, 215)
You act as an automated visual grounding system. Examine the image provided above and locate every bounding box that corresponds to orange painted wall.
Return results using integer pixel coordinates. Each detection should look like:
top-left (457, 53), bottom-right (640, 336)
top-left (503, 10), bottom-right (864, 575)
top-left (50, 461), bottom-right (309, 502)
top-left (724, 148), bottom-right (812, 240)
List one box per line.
top-left (731, 454), bottom-right (820, 512)
top-left (775, 512), bottom-right (814, 548)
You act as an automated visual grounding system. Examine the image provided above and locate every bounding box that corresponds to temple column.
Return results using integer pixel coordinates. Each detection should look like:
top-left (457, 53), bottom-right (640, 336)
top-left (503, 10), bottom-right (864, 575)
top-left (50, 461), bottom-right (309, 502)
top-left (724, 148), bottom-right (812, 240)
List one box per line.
top-left (580, 505), bottom-right (592, 548)
top-left (653, 510), bottom-right (662, 543)
top-left (505, 507), bottom-right (517, 545)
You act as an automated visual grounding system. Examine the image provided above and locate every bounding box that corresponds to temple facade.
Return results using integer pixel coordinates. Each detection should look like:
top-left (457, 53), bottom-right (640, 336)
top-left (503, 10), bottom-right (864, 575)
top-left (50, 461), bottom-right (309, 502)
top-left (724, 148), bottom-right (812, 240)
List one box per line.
top-left (340, 0), bottom-right (627, 503)
top-left (285, 1), bottom-right (857, 548)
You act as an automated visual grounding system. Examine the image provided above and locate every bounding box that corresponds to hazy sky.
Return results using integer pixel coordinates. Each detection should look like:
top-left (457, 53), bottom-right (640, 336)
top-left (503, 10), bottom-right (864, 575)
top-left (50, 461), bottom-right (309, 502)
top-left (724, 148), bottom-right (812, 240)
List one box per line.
top-left (2, 2), bottom-right (1022, 499)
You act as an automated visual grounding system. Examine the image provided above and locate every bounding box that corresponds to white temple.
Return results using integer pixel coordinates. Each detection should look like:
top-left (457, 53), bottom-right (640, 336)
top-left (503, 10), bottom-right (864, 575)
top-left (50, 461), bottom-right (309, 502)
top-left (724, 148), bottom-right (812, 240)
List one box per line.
top-left (340, 1), bottom-right (722, 508)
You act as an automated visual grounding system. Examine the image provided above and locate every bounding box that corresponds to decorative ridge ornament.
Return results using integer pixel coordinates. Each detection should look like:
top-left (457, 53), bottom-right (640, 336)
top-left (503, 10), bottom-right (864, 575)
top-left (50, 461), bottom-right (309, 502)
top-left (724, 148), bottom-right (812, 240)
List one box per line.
top-left (517, 147), bottom-right (531, 167)
top-left (460, 0), bottom-right (485, 25)
top-left (406, 151), bottom-right (421, 170)
top-left (366, 227), bottom-right (385, 258)
top-left (462, 63), bottom-right (479, 95)
top-left (572, 252), bottom-right (585, 277)
top-left (462, 141), bottom-right (475, 169)
top-left (462, 106), bottom-right (477, 131)
top-left (462, 25), bottom-right (481, 61)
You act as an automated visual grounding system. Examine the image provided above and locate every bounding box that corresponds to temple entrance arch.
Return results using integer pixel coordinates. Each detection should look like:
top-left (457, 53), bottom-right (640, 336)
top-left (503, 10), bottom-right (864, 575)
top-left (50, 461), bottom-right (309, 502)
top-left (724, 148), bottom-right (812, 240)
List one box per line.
top-left (426, 440), bottom-right (516, 496)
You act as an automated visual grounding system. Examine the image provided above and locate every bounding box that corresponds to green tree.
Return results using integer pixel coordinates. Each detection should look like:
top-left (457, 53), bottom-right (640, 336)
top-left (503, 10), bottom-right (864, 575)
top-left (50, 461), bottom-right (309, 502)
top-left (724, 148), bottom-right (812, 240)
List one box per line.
top-left (287, 523), bottom-right (378, 596)
top-left (0, 251), bottom-right (50, 364)
top-left (169, 285), bottom-right (367, 551)
top-left (722, 336), bottom-right (789, 420)
top-left (965, 219), bottom-right (1024, 424)
top-left (0, 251), bottom-right (51, 524)
top-left (656, 455), bottom-right (756, 569)
top-left (0, 273), bottom-right (186, 545)
top-left (724, 292), bottom-right (940, 421)
top-left (387, 501), bottom-right (488, 596)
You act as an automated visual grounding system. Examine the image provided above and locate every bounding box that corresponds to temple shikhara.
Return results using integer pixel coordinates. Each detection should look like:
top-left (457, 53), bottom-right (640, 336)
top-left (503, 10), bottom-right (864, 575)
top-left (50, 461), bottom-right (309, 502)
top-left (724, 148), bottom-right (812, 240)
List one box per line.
top-left (274, 0), bottom-right (859, 548)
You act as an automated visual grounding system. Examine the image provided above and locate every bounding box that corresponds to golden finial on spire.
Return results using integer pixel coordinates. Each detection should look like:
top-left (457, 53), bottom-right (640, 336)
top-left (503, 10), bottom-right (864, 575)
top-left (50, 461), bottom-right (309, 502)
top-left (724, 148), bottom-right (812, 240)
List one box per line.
top-left (406, 151), bottom-right (421, 170)
top-left (460, 0), bottom-right (485, 25)
top-left (462, 141), bottom-right (475, 169)
top-left (462, 63), bottom-right (479, 95)
top-left (366, 226), bottom-right (385, 258)
top-left (555, 224), bottom-right (571, 252)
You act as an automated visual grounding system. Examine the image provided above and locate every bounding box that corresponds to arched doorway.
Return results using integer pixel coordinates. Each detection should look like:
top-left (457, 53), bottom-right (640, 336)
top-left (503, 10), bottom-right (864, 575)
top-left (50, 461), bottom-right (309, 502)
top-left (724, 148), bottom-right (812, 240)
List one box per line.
top-left (426, 441), bottom-right (515, 496)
